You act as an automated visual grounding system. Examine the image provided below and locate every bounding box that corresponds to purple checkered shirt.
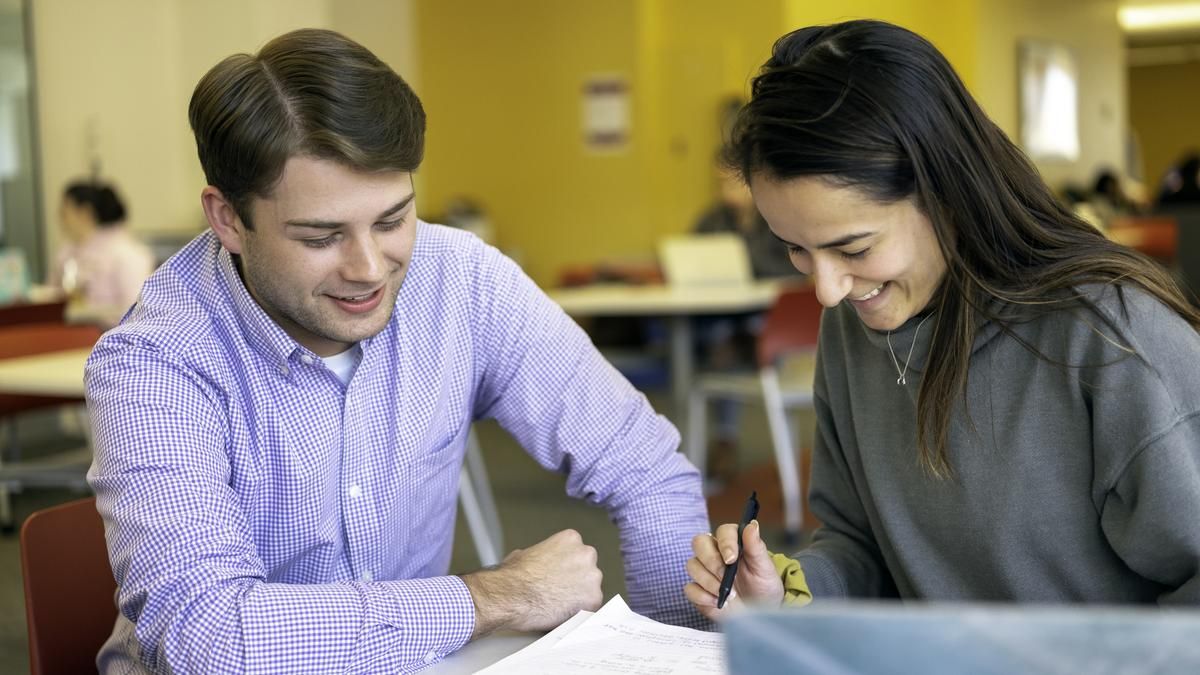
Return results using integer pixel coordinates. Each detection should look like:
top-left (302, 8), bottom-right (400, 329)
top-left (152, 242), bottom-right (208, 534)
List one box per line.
top-left (86, 223), bottom-right (710, 673)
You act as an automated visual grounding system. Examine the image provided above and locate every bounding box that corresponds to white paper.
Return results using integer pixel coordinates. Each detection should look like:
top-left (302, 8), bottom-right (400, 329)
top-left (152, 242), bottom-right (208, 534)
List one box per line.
top-left (476, 596), bottom-right (724, 674)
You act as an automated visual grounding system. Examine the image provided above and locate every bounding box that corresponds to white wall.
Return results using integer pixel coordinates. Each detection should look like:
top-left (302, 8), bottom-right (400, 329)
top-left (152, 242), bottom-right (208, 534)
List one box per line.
top-left (31, 0), bottom-right (417, 270)
top-left (973, 0), bottom-right (1127, 190)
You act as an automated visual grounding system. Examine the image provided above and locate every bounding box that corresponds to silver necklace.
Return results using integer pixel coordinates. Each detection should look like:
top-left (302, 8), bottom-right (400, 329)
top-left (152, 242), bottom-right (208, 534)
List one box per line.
top-left (886, 314), bottom-right (932, 386)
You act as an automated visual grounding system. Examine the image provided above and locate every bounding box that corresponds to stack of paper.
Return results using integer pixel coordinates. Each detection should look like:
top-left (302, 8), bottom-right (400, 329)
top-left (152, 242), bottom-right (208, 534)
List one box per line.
top-left (476, 595), bottom-right (724, 674)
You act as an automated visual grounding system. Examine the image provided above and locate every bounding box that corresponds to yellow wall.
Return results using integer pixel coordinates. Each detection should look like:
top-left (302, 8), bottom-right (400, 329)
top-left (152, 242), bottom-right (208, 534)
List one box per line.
top-left (415, 0), bottom-right (779, 285)
top-left (416, 1), bottom-right (641, 284)
top-left (635, 0), bottom-right (783, 247)
top-left (782, 0), bottom-right (979, 89)
top-left (1128, 60), bottom-right (1200, 193)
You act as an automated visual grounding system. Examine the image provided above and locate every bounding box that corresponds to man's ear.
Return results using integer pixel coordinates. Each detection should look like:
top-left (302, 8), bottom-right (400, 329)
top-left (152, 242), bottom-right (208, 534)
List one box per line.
top-left (201, 186), bottom-right (247, 255)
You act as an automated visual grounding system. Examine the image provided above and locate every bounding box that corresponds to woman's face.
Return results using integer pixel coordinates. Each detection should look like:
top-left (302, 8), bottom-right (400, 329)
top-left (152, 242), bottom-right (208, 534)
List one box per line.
top-left (751, 174), bottom-right (947, 331)
top-left (59, 198), bottom-right (94, 241)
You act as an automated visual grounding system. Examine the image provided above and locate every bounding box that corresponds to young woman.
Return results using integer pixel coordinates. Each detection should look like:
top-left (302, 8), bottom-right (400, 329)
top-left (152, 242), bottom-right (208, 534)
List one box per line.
top-left (685, 19), bottom-right (1200, 619)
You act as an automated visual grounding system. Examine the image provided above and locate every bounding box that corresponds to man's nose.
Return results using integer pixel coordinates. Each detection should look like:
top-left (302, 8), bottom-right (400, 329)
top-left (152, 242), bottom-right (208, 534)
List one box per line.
top-left (342, 235), bottom-right (386, 283)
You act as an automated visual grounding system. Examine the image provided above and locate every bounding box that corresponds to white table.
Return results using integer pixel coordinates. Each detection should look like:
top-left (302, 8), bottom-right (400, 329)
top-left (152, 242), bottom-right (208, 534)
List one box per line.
top-left (426, 632), bottom-right (540, 673)
top-left (0, 348), bottom-right (93, 526)
top-left (549, 280), bottom-right (784, 421)
top-left (0, 347), bottom-right (90, 397)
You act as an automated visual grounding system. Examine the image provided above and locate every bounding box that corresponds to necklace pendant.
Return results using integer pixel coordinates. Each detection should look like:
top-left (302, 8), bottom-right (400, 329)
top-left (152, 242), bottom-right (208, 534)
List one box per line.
top-left (897, 375), bottom-right (906, 385)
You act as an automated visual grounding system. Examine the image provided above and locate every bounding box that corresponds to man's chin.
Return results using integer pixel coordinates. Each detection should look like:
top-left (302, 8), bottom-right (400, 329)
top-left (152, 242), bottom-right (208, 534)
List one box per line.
top-left (333, 307), bottom-right (395, 341)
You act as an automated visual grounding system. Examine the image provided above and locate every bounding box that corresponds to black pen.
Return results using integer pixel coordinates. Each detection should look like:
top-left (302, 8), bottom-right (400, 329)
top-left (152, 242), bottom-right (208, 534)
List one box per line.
top-left (717, 490), bottom-right (759, 609)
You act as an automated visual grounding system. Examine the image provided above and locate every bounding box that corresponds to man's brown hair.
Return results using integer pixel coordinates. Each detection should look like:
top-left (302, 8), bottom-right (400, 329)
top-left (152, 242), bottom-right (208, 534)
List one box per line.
top-left (188, 28), bottom-right (425, 228)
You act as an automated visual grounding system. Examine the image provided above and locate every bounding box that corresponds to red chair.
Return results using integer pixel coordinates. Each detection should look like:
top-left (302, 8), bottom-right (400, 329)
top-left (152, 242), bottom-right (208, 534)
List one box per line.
top-left (20, 496), bottom-right (117, 675)
top-left (1108, 215), bottom-right (1178, 264)
top-left (687, 285), bottom-right (823, 542)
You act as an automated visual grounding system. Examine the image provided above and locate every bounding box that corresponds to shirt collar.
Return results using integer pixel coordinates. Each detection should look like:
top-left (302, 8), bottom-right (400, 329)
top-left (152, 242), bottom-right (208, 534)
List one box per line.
top-left (215, 244), bottom-right (313, 372)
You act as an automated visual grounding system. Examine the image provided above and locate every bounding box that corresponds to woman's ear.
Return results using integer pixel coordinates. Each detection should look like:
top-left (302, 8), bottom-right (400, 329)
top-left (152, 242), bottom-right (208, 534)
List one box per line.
top-left (201, 186), bottom-right (246, 255)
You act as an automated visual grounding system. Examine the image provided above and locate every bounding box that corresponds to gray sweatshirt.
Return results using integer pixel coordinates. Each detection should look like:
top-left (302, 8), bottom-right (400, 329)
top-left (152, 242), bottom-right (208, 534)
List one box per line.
top-left (797, 283), bottom-right (1200, 604)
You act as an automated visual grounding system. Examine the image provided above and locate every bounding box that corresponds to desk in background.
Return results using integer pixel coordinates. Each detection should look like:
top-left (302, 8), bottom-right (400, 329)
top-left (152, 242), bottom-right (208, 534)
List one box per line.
top-left (549, 280), bottom-right (785, 433)
top-left (0, 348), bottom-right (91, 398)
top-left (0, 344), bottom-right (94, 529)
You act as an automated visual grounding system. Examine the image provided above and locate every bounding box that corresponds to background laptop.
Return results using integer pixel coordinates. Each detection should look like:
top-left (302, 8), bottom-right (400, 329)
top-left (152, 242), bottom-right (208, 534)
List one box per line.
top-left (657, 233), bottom-right (753, 287)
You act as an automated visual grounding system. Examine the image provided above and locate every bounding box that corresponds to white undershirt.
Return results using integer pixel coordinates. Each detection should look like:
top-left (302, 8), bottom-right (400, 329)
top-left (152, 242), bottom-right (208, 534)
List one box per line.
top-left (322, 346), bottom-right (362, 386)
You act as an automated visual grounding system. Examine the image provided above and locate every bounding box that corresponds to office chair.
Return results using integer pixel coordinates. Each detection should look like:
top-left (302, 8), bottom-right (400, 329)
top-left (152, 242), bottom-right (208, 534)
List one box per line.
top-left (687, 285), bottom-right (822, 542)
top-left (20, 496), bottom-right (117, 675)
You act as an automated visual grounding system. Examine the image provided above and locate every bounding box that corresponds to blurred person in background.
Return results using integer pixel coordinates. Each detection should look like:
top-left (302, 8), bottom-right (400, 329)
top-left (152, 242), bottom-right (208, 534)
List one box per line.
top-left (50, 179), bottom-right (154, 326)
top-left (686, 19), bottom-right (1200, 619)
top-left (691, 160), bottom-right (798, 484)
top-left (1089, 168), bottom-right (1140, 226)
top-left (1157, 152), bottom-right (1200, 207)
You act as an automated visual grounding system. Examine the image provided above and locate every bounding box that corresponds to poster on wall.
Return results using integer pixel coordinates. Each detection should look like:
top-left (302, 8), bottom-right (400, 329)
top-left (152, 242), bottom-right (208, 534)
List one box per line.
top-left (582, 75), bottom-right (630, 154)
top-left (1018, 40), bottom-right (1080, 162)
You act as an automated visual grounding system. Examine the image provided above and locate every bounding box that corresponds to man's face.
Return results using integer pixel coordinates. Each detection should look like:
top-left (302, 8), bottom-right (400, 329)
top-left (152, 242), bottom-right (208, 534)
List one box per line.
top-left (218, 156), bottom-right (417, 356)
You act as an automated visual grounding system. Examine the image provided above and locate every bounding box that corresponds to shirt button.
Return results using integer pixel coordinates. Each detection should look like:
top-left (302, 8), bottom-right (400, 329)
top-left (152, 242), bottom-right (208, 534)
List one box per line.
top-left (348, 485), bottom-right (363, 498)
top-left (360, 570), bottom-right (374, 582)
top-left (277, 363), bottom-right (289, 376)
top-left (300, 354), bottom-right (314, 365)
top-left (423, 650), bottom-right (439, 664)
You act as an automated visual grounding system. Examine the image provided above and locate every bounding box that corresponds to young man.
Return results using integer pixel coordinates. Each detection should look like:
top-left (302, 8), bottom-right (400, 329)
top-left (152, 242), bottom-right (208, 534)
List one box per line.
top-left (86, 28), bottom-right (709, 673)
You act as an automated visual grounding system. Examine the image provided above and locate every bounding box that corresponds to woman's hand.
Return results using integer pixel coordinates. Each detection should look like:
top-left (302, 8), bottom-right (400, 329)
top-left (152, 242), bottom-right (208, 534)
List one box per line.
top-left (684, 520), bottom-right (784, 621)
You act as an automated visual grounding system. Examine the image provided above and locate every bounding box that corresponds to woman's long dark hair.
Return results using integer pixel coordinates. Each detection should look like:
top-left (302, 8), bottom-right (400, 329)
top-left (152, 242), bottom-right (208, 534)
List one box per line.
top-left (727, 20), bottom-right (1200, 476)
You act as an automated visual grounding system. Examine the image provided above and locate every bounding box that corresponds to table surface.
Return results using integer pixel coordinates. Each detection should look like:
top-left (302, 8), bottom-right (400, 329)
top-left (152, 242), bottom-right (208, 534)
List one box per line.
top-left (548, 280), bottom-right (785, 316)
top-left (0, 347), bottom-right (90, 397)
top-left (426, 632), bottom-right (540, 673)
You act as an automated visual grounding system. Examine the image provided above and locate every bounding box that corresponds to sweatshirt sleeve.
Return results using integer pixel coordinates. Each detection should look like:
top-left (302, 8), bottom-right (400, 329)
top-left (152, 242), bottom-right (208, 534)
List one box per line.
top-left (1086, 287), bottom-right (1200, 604)
top-left (1100, 413), bottom-right (1200, 604)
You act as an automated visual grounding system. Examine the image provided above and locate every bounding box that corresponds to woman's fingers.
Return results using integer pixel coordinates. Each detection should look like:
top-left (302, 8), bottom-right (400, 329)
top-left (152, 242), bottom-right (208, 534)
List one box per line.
top-left (713, 522), bottom-right (742, 563)
top-left (686, 556), bottom-right (724, 596)
top-left (683, 581), bottom-right (724, 621)
top-left (691, 532), bottom-right (728, 577)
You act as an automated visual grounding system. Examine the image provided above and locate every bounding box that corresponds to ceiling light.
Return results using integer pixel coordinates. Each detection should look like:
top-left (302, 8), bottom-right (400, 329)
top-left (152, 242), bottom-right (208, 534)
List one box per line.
top-left (1119, 3), bottom-right (1200, 32)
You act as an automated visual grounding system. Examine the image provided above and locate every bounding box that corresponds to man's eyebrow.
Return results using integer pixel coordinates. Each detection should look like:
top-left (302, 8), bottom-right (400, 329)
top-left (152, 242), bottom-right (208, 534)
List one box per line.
top-left (376, 193), bottom-right (416, 219)
top-left (284, 194), bottom-right (416, 230)
top-left (771, 230), bottom-right (874, 250)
